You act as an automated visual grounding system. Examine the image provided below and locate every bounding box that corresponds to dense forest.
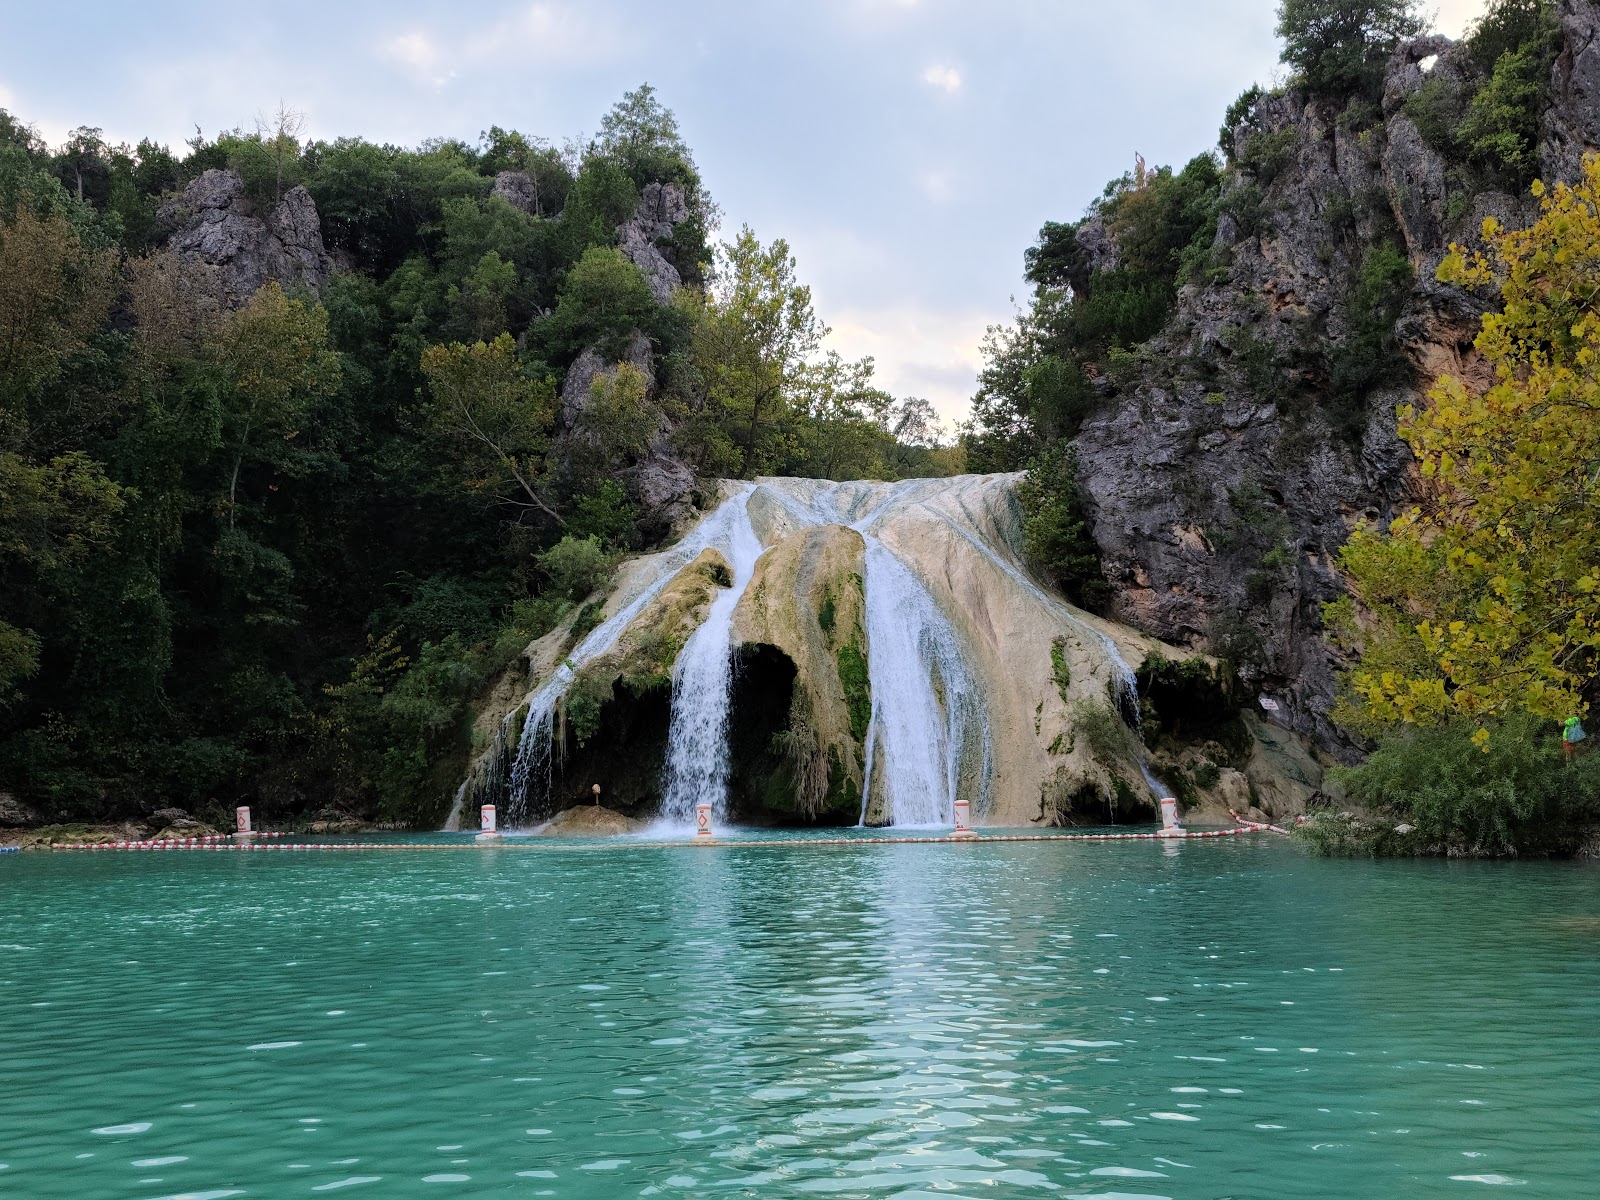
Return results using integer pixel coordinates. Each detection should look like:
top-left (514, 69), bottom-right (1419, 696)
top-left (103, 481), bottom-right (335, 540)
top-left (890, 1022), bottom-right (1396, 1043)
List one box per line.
top-left (0, 87), bottom-right (954, 828)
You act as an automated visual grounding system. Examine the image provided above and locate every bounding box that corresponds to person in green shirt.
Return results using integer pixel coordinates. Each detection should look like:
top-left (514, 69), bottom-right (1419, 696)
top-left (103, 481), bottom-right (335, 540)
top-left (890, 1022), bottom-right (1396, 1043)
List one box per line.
top-left (1562, 716), bottom-right (1587, 760)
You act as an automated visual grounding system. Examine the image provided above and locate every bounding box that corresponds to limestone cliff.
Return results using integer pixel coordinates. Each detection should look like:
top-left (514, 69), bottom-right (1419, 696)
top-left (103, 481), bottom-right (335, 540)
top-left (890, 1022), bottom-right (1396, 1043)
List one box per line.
top-left (1072, 5), bottom-right (1600, 758)
top-left (158, 168), bottom-right (332, 306)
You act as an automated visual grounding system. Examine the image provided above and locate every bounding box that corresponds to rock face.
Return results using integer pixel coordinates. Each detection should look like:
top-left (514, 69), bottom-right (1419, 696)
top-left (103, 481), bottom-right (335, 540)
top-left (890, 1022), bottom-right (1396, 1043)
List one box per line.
top-left (491, 169), bottom-right (540, 215)
top-left (159, 169), bottom-right (332, 306)
top-left (558, 329), bottom-right (697, 536)
top-left (0, 792), bottom-right (39, 827)
top-left (1072, 25), bottom-right (1600, 759)
top-left (616, 181), bottom-right (691, 302)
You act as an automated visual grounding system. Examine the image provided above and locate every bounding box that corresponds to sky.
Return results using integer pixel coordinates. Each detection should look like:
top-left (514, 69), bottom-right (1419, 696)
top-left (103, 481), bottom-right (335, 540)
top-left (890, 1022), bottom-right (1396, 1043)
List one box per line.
top-left (1, 0), bottom-right (1488, 427)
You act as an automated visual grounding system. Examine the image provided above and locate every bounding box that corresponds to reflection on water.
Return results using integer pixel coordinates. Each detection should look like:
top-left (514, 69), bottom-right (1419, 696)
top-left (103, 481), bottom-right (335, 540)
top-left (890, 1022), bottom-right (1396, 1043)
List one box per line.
top-left (1, 838), bottom-right (1597, 1198)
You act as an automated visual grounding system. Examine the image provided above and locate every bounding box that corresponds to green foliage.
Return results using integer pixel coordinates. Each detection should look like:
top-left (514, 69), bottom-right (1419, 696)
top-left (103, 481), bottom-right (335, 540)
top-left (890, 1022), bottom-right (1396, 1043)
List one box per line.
top-left (1307, 714), bottom-right (1600, 856)
top-left (1276, 0), bottom-right (1426, 97)
top-left (1050, 639), bottom-right (1071, 701)
top-left (538, 535), bottom-right (613, 604)
top-left (968, 155), bottom-right (1222, 467)
top-left (1458, 46), bottom-right (1549, 181)
top-left (1237, 129), bottom-right (1298, 186)
top-left (837, 641), bottom-right (871, 743)
top-left (1326, 243), bottom-right (1413, 441)
top-left (567, 480), bottom-right (638, 549)
top-left (1016, 443), bottom-right (1109, 610)
top-left (1220, 86), bottom-right (1266, 157)
top-left (1464, 0), bottom-right (1559, 75)
top-left (1190, 760), bottom-right (1221, 790)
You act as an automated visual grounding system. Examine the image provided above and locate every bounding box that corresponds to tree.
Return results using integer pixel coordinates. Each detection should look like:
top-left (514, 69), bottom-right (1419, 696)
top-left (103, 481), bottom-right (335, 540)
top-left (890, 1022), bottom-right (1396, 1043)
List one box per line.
top-left (0, 450), bottom-right (124, 694)
top-left (1277, 0), bottom-right (1426, 96)
top-left (595, 84), bottom-right (694, 186)
top-left (1329, 155), bottom-right (1600, 739)
top-left (0, 208), bottom-right (117, 424)
top-left (418, 333), bottom-right (564, 525)
top-left (213, 282), bottom-right (341, 526)
top-left (1016, 443), bottom-right (1109, 610)
top-left (52, 126), bottom-right (109, 205)
top-left (792, 351), bottom-right (893, 480)
top-left (686, 226), bottom-right (823, 475)
top-left (255, 103), bottom-right (306, 205)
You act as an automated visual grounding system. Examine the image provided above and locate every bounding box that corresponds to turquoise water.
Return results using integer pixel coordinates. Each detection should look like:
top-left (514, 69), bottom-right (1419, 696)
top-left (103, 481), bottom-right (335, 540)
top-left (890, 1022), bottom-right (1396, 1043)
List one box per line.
top-left (2, 835), bottom-right (1596, 1198)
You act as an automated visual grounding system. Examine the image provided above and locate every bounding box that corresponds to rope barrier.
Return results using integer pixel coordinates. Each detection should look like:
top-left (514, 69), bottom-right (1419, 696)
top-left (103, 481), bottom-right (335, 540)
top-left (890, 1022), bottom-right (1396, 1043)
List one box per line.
top-left (29, 826), bottom-right (1270, 853)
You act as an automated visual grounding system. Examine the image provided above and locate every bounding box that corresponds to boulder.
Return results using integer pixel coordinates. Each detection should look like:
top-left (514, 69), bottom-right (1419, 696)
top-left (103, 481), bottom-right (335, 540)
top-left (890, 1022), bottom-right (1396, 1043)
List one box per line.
top-left (559, 331), bottom-right (655, 430)
top-left (536, 805), bottom-right (645, 837)
top-left (159, 169), bottom-right (332, 307)
top-left (0, 792), bottom-right (39, 827)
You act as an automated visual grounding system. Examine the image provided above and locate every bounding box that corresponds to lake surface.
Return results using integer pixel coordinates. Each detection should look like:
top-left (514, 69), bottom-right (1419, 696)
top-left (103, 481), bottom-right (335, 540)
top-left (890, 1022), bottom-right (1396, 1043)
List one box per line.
top-left (2, 833), bottom-right (1596, 1198)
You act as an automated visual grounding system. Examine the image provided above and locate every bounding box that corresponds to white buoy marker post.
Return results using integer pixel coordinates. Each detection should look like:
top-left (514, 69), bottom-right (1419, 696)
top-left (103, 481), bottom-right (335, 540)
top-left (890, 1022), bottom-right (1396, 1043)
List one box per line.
top-left (477, 804), bottom-right (500, 841)
top-left (1158, 797), bottom-right (1183, 837)
top-left (952, 797), bottom-right (977, 839)
top-left (695, 802), bottom-right (714, 840)
top-left (231, 805), bottom-right (259, 844)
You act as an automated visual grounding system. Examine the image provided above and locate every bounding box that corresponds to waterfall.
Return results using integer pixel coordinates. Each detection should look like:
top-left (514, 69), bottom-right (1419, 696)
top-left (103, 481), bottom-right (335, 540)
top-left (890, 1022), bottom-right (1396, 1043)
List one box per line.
top-left (856, 541), bottom-right (980, 826)
top-left (451, 472), bottom-right (1170, 834)
top-left (488, 485), bottom-right (758, 828)
top-left (658, 492), bottom-right (763, 827)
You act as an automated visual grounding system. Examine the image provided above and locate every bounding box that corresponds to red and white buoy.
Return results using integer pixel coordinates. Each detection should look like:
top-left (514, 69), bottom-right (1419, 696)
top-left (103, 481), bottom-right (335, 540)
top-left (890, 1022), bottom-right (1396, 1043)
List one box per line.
top-left (695, 802), bottom-right (713, 840)
top-left (477, 803), bottom-right (500, 841)
top-left (231, 805), bottom-right (260, 844)
top-left (951, 797), bottom-right (977, 839)
top-left (1157, 797), bottom-right (1183, 837)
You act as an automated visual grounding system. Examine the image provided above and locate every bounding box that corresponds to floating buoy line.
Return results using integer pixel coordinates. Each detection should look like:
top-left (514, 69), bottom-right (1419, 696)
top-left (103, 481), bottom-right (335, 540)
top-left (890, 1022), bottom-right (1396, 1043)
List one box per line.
top-left (16, 822), bottom-right (1289, 854)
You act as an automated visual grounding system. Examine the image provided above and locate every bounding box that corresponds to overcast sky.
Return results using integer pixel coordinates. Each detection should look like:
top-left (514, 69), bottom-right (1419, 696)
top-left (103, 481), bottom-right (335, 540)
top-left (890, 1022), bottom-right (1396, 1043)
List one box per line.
top-left (3, 0), bottom-right (1485, 426)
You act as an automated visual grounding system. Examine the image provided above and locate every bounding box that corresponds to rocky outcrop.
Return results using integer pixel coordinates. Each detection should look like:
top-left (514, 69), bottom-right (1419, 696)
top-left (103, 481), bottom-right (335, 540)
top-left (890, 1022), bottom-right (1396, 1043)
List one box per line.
top-left (1072, 24), bottom-right (1600, 759)
top-left (616, 181), bottom-right (690, 302)
top-left (491, 170), bottom-right (540, 215)
top-left (558, 330), bottom-right (697, 535)
top-left (158, 169), bottom-right (332, 306)
top-left (1543, 0), bottom-right (1600, 183)
top-left (559, 331), bottom-right (655, 429)
top-left (533, 805), bottom-right (644, 836)
top-left (0, 792), bottom-right (39, 827)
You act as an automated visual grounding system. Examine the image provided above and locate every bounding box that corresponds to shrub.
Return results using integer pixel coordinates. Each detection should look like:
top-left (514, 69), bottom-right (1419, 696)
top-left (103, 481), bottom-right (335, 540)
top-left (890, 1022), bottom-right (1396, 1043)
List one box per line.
top-left (1016, 444), bottom-right (1110, 610)
top-left (1326, 243), bottom-right (1413, 441)
top-left (1314, 712), bottom-right (1600, 855)
top-left (1459, 46), bottom-right (1549, 181)
top-left (538, 535), bottom-right (612, 604)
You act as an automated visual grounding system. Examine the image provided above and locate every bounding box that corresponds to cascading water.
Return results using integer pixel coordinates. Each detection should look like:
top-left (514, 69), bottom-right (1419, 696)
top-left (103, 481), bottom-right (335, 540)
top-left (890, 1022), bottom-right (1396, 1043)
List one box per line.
top-left (463, 485), bottom-right (760, 829)
top-left (762, 480), bottom-right (990, 829)
top-left (449, 472), bottom-right (1174, 834)
top-left (856, 541), bottom-right (978, 826)
top-left (658, 492), bottom-right (763, 827)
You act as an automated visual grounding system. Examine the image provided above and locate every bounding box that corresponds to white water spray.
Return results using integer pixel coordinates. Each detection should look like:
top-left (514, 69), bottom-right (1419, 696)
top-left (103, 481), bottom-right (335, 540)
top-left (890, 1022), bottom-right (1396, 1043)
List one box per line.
top-left (659, 491), bottom-right (764, 827)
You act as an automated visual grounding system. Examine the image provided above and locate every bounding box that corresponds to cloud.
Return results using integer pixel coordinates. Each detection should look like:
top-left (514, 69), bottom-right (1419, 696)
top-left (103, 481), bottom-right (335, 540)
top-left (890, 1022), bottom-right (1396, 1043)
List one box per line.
top-left (379, 3), bottom-right (633, 85)
top-left (381, 32), bottom-right (442, 75)
top-left (824, 304), bottom-right (992, 423)
top-left (922, 64), bottom-right (961, 93)
top-left (1433, 0), bottom-right (1483, 39)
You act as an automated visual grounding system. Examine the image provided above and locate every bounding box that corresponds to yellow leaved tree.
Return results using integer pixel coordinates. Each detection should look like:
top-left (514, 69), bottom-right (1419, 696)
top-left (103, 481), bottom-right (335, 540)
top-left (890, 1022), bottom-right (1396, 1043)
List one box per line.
top-left (1328, 153), bottom-right (1600, 741)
